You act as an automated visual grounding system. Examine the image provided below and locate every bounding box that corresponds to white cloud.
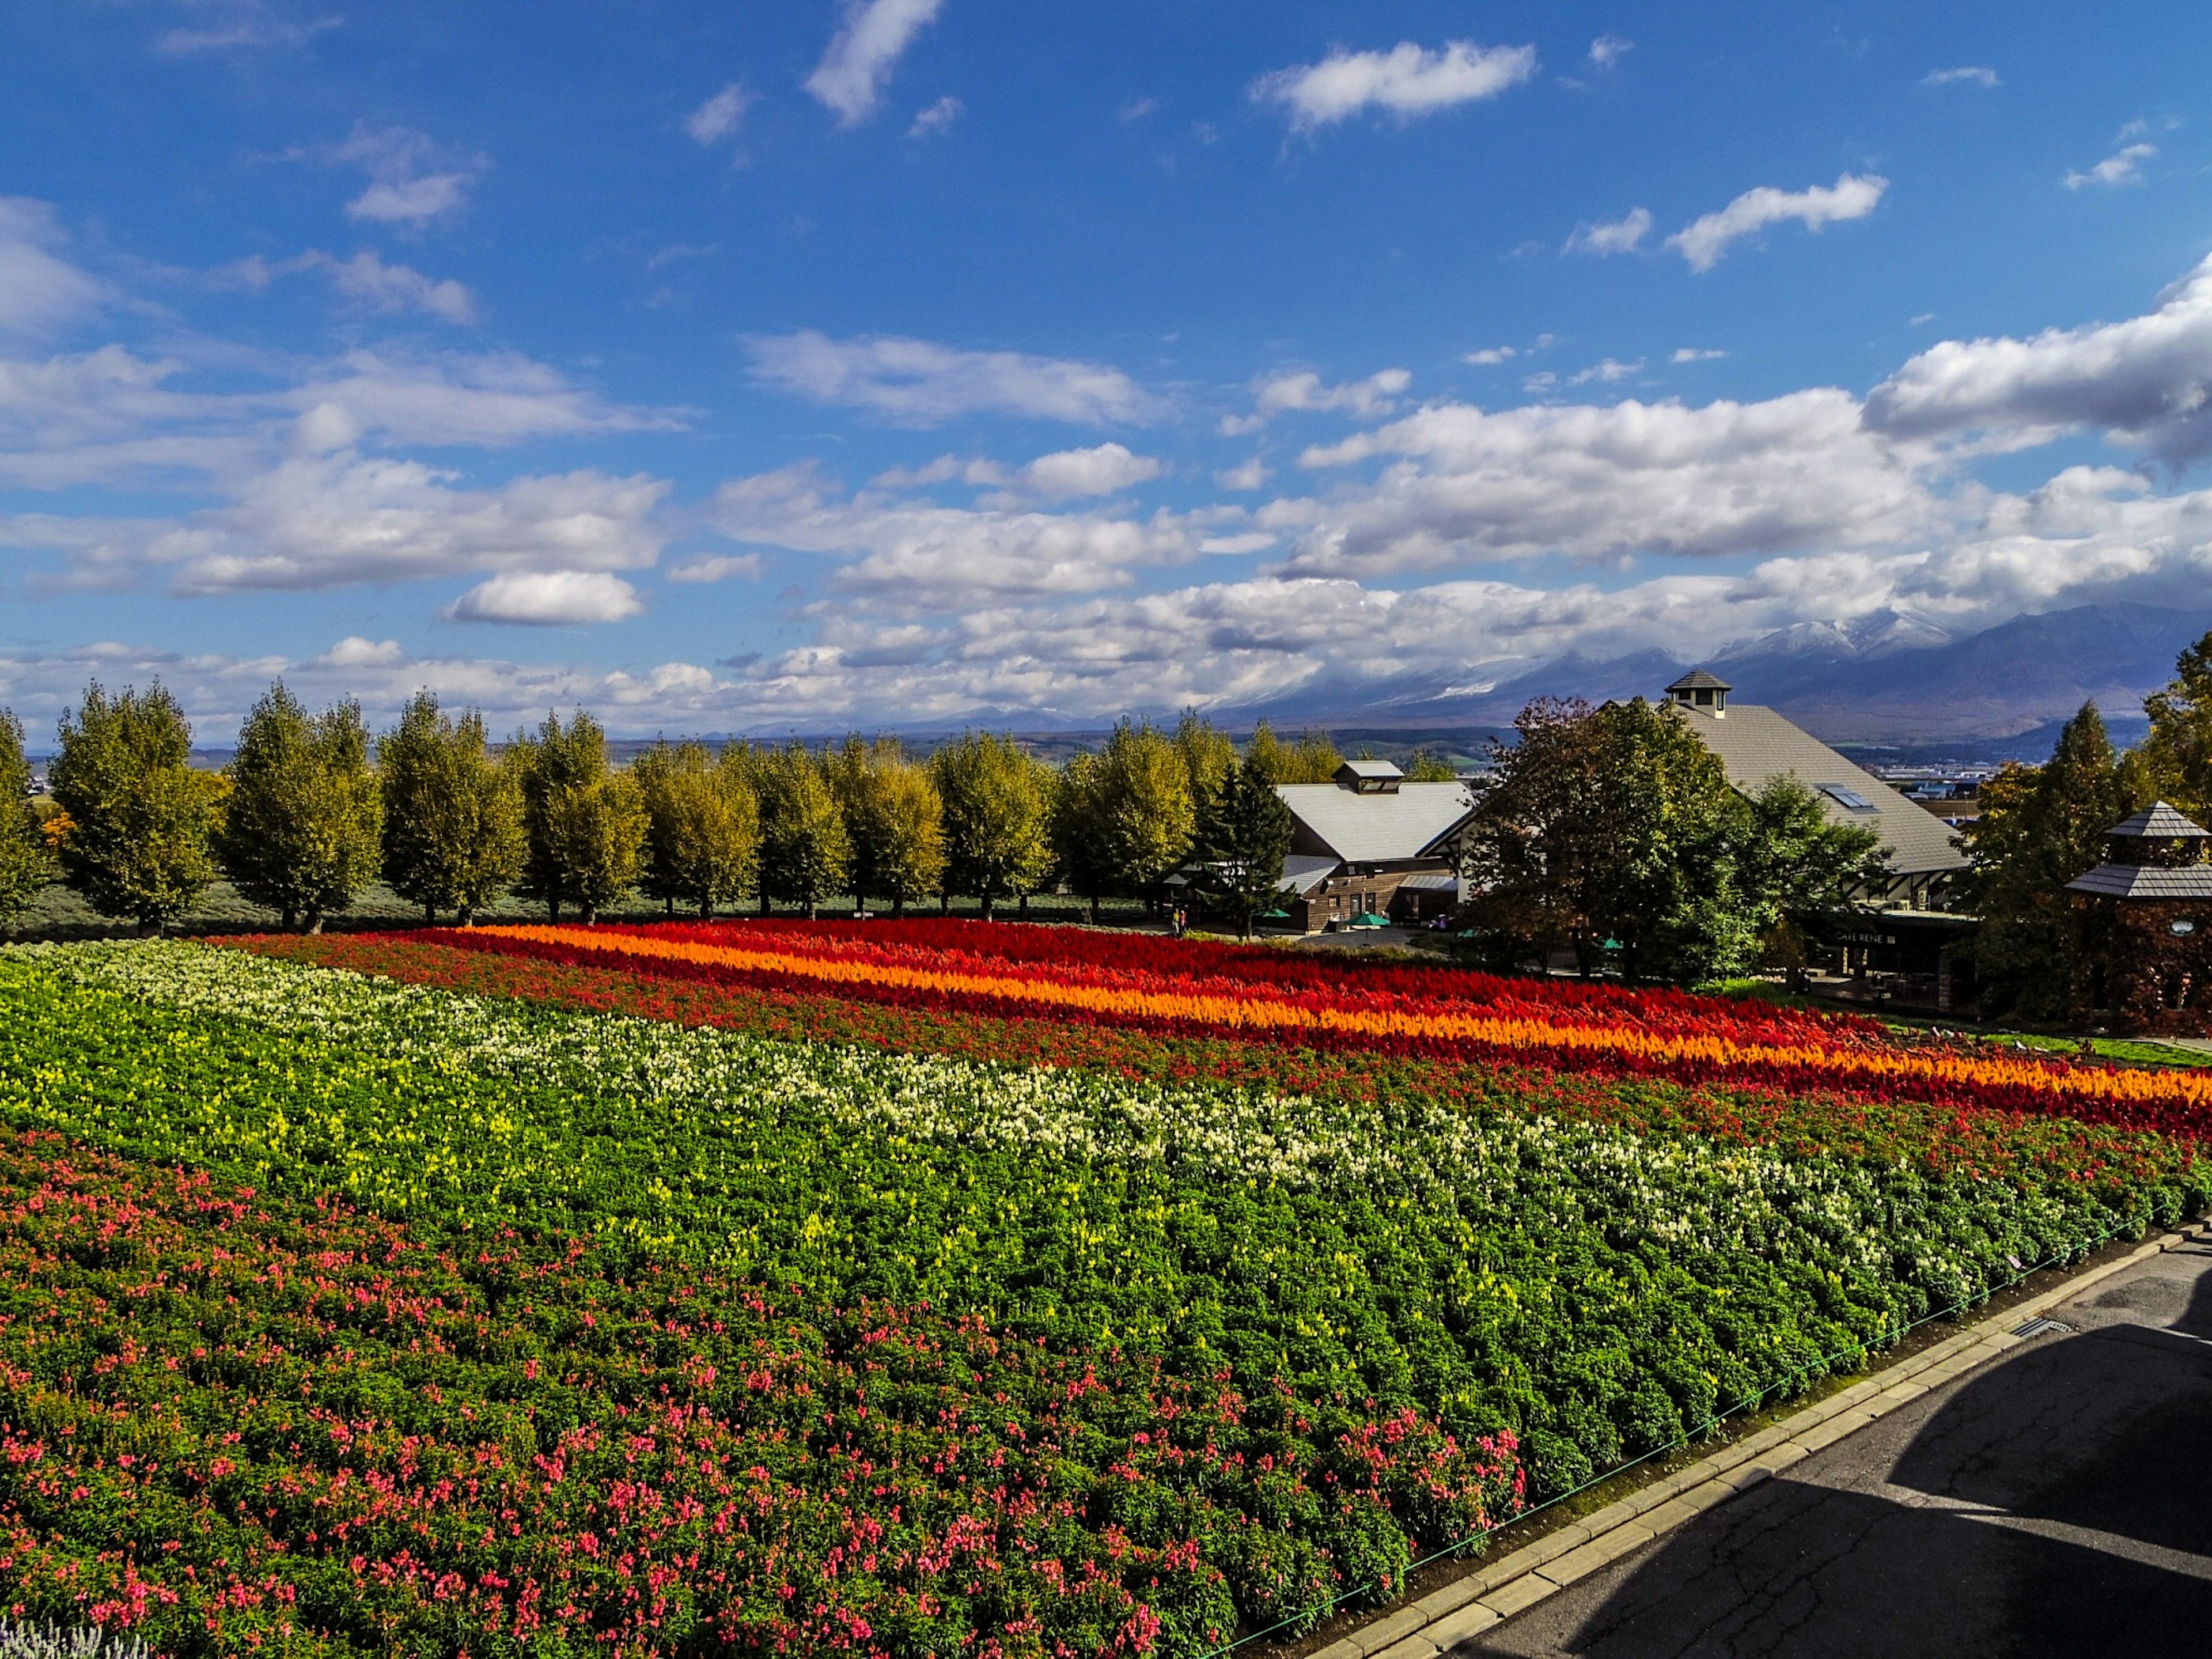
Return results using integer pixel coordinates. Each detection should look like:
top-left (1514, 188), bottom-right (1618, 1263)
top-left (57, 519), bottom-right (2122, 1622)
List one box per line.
top-left (313, 251), bottom-right (475, 323)
top-left (1222, 367), bottom-right (1411, 433)
top-left (156, 5), bottom-right (340, 54)
top-left (2065, 142), bottom-right (2156, 190)
top-left (1667, 173), bottom-right (1888, 272)
top-left (666, 552), bottom-right (764, 584)
top-left (999, 442), bottom-right (1162, 500)
top-left (1251, 40), bottom-right (1537, 131)
top-left (330, 126), bottom-right (488, 229)
top-left (1117, 96), bottom-right (1159, 124)
top-left (1672, 347), bottom-right (1728, 363)
top-left (1921, 66), bottom-right (1998, 88)
top-left (744, 331), bottom-right (1162, 426)
top-left (287, 350), bottom-right (680, 448)
top-left (907, 95), bottom-right (962, 139)
top-left (1589, 35), bottom-right (1633, 69)
top-left (1280, 388), bottom-right (1938, 577)
top-left (0, 199), bottom-right (106, 339)
top-left (685, 82), bottom-right (751, 145)
top-left (1217, 457), bottom-right (1272, 491)
top-left (1463, 346), bottom-right (1516, 366)
top-left (446, 570), bottom-right (645, 626)
top-left (806, 0), bottom-right (945, 127)
top-left (1567, 358), bottom-right (1642, 386)
top-left (1563, 206), bottom-right (1651, 256)
top-left (1863, 251), bottom-right (2212, 463)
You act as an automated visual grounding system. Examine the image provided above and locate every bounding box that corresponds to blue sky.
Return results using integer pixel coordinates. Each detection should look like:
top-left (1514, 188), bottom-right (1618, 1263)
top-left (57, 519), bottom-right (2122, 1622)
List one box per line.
top-left (4, 1), bottom-right (2212, 738)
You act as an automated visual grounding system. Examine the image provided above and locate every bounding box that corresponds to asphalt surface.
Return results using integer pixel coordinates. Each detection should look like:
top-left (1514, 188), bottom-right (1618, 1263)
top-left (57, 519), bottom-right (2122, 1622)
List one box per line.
top-left (1458, 1238), bottom-right (2212, 1659)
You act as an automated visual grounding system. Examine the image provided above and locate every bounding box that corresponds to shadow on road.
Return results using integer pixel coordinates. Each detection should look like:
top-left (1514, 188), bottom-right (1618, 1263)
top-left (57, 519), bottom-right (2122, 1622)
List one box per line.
top-left (1468, 1257), bottom-right (2212, 1658)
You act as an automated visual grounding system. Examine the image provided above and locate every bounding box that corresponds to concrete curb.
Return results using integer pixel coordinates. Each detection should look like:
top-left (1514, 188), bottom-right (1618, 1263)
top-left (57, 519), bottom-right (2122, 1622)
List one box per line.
top-left (1309, 1219), bottom-right (2210, 1659)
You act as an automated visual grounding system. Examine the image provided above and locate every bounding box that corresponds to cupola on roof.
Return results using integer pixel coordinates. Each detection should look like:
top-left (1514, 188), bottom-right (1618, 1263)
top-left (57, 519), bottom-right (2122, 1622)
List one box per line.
top-left (1664, 667), bottom-right (1732, 714)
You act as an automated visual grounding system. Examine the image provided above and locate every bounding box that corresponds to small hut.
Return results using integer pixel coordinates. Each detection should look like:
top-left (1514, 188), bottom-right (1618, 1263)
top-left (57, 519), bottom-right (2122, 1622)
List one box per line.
top-left (2066, 801), bottom-right (2212, 1032)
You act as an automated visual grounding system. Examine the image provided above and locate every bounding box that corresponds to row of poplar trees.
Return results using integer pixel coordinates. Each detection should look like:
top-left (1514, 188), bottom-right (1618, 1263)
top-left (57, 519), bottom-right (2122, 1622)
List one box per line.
top-left (0, 681), bottom-right (1393, 937)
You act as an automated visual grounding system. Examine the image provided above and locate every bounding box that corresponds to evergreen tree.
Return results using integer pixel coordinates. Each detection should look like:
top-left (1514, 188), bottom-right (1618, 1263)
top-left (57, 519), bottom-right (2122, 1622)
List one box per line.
top-left (1190, 753), bottom-right (1293, 937)
top-left (0, 709), bottom-right (52, 930)
top-left (757, 744), bottom-right (850, 918)
top-left (377, 692), bottom-right (524, 926)
top-left (830, 737), bottom-right (946, 916)
top-left (212, 683), bottom-right (382, 932)
top-left (635, 740), bottom-right (759, 918)
top-left (1965, 702), bottom-right (2138, 1018)
top-left (513, 711), bottom-right (643, 923)
top-left (2134, 628), bottom-right (2212, 821)
top-left (929, 732), bottom-right (1054, 919)
top-left (49, 682), bottom-right (224, 933)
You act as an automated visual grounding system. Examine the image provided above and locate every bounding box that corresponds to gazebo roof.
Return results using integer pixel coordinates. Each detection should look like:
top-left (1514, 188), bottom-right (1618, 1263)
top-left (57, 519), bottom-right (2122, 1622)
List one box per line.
top-left (2109, 801), bottom-right (2211, 840)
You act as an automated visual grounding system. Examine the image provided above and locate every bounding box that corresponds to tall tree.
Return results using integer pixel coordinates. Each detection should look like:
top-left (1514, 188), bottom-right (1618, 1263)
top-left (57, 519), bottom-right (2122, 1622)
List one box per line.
top-left (48, 682), bottom-right (224, 934)
top-left (1965, 702), bottom-right (2138, 1018)
top-left (930, 732), bottom-right (1054, 918)
top-left (1735, 775), bottom-right (1891, 971)
top-left (1403, 746), bottom-right (1460, 782)
top-left (1051, 751), bottom-right (1114, 923)
top-left (2134, 628), bottom-right (2212, 821)
top-left (212, 683), bottom-right (382, 932)
top-left (1245, 722), bottom-right (1346, 785)
top-left (1456, 697), bottom-right (1755, 984)
top-left (635, 740), bottom-right (759, 919)
top-left (1190, 753), bottom-right (1294, 937)
top-left (1090, 719), bottom-right (1197, 910)
top-left (830, 737), bottom-right (946, 916)
top-left (513, 711), bottom-right (644, 924)
top-left (0, 709), bottom-right (52, 929)
top-left (1174, 710), bottom-right (1237, 809)
top-left (757, 744), bottom-right (851, 919)
top-left (378, 692), bottom-right (525, 926)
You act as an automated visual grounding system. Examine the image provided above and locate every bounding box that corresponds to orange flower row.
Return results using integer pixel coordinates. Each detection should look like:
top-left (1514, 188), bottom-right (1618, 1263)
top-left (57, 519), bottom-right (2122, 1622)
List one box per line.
top-left (469, 925), bottom-right (2212, 1123)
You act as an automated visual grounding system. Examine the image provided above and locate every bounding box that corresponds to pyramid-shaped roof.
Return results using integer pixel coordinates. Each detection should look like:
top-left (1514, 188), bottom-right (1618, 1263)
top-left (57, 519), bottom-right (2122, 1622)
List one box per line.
top-left (1665, 668), bottom-right (1733, 693)
top-left (2111, 801), bottom-right (2210, 840)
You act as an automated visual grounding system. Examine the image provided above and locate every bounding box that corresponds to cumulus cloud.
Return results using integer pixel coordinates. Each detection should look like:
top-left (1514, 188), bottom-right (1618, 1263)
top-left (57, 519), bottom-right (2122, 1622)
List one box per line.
top-left (1567, 358), bottom-right (1642, 387)
top-left (685, 82), bottom-right (751, 145)
top-left (1667, 173), bottom-right (1888, 272)
top-left (1922, 66), bottom-right (1998, 88)
top-left (1863, 252), bottom-right (2212, 464)
top-left (329, 125), bottom-right (488, 229)
top-left (310, 251), bottom-right (475, 323)
top-left (744, 331), bottom-right (1161, 426)
top-left (1564, 206), bottom-right (1651, 256)
top-left (1217, 457), bottom-right (1271, 491)
top-left (1463, 346), bottom-right (1516, 366)
top-left (1221, 367), bottom-right (1410, 433)
top-left (2065, 142), bottom-right (2156, 190)
top-left (907, 95), bottom-right (962, 139)
top-left (0, 199), bottom-right (106, 339)
top-left (994, 442), bottom-right (1162, 501)
top-left (1251, 40), bottom-right (1537, 130)
top-left (1281, 389), bottom-right (1937, 576)
top-left (806, 0), bottom-right (945, 126)
top-left (1589, 35), bottom-right (1633, 70)
top-left (445, 570), bottom-right (645, 626)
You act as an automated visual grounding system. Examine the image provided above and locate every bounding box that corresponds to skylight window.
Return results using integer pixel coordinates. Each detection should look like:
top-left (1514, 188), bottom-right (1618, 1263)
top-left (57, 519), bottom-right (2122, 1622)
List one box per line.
top-left (1820, 785), bottom-right (1876, 812)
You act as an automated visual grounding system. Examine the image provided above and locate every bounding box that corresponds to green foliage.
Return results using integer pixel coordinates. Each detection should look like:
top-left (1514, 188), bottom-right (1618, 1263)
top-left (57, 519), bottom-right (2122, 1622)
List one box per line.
top-left (376, 692), bottom-right (525, 926)
top-left (829, 736), bottom-right (946, 915)
top-left (1737, 775), bottom-right (1892, 965)
top-left (1245, 721), bottom-right (1345, 785)
top-left (0, 712), bottom-right (51, 930)
top-left (1965, 703), bottom-right (2140, 1019)
top-left (210, 682), bottom-right (382, 932)
top-left (1173, 710), bottom-right (1238, 808)
top-left (1191, 754), bottom-right (1294, 937)
top-left (757, 744), bottom-right (851, 917)
top-left (2134, 628), bottom-right (2212, 822)
top-left (635, 740), bottom-right (760, 918)
top-left (1079, 719), bottom-right (1196, 905)
top-left (1459, 698), bottom-right (1789, 985)
top-left (512, 710), bottom-right (645, 924)
top-left (929, 732), bottom-right (1054, 916)
top-left (47, 683), bottom-right (223, 933)
top-left (1403, 747), bottom-right (1461, 783)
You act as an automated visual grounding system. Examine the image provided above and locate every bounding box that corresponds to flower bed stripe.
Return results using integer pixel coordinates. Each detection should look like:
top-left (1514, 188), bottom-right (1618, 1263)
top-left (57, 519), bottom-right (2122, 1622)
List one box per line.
top-left (454, 922), bottom-right (2212, 1135)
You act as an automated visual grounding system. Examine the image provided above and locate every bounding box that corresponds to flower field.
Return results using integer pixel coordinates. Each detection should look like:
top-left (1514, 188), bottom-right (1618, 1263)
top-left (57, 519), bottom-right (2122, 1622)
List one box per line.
top-left (0, 926), bottom-right (2205, 1657)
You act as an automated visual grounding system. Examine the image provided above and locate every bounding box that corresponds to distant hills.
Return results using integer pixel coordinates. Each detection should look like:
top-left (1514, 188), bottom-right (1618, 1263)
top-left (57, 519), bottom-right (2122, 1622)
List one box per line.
top-left (1231, 603), bottom-right (2209, 757)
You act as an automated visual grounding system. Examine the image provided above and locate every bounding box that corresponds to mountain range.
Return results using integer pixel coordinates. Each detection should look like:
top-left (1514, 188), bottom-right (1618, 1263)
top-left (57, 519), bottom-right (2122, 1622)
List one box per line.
top-left (1237, 603), bottom-right (2210, 752)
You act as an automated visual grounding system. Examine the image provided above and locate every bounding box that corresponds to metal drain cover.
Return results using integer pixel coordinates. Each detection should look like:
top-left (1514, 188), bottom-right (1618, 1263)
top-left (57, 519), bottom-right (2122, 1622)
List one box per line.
top-left (2012, 1316), bottom-right (2075, 1339)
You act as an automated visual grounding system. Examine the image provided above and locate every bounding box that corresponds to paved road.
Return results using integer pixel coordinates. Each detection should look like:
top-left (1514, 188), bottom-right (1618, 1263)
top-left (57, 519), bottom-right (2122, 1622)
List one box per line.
top-left (1457, 1238), bottom-right (2212, 1659)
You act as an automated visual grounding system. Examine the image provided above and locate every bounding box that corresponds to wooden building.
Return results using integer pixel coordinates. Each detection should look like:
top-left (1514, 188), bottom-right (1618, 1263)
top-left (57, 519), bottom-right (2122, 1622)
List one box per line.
top-left (1272, 760), bottom-right (1475, 933)
top-left (2066, 801), bottom-right (2212, 1033)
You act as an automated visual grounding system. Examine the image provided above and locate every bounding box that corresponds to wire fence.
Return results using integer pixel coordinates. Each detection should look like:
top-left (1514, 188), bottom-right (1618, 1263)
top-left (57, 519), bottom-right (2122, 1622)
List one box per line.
top-left (1200, 1207), bottom-right (2184, 1659)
